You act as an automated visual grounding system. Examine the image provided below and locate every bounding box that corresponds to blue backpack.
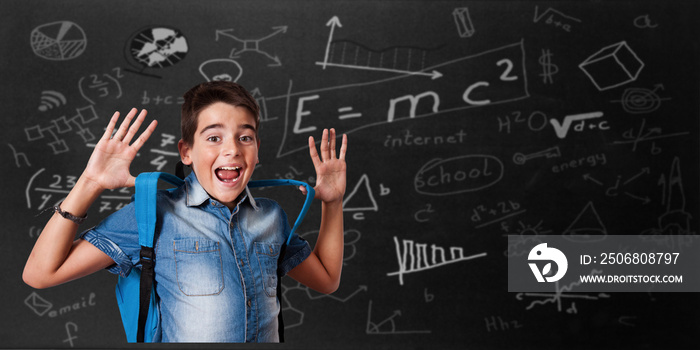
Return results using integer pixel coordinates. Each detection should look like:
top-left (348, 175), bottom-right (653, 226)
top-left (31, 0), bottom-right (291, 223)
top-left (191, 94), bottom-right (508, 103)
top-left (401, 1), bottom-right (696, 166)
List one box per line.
top-left (115, 172), bottom-right (315, 342)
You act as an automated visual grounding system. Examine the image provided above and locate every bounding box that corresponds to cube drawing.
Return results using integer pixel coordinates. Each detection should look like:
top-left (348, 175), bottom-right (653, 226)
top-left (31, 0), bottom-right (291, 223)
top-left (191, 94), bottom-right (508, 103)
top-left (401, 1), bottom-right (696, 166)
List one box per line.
top-left (579, 41), bottom-right (644, 91)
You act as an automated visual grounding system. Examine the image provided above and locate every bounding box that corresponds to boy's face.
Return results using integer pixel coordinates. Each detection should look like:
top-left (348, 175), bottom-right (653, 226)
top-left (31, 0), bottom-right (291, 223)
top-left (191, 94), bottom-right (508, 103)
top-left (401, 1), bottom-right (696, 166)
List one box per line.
top-left (178, 102), bottom-right (259, 209)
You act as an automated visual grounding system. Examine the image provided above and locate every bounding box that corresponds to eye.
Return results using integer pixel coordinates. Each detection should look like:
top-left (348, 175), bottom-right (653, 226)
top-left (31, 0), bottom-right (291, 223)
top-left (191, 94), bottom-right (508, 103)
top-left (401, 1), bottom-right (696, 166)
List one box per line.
top-left (239, 135), bottom-right (255, 142)
top-left (206, 135), bottom-right (221, 142)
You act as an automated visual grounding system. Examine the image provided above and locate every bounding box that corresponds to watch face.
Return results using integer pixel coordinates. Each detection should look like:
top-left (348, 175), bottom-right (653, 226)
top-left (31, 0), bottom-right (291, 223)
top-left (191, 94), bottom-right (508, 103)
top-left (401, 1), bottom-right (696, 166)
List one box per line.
top-left (125, 26), bottom-right (189, 74)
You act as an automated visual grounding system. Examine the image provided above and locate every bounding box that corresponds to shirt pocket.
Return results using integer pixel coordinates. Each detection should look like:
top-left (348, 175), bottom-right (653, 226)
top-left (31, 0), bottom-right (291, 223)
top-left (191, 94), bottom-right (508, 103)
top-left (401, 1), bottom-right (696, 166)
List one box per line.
top-left (254, 242), bottom-right (281, 297)
top-left (173, 238), bottom-right (224, 296)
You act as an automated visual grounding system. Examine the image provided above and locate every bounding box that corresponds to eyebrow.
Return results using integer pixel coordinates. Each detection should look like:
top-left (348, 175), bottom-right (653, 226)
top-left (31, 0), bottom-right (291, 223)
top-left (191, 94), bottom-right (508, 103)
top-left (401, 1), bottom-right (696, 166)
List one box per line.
top-left (199, 123), bottom-right (257, 135)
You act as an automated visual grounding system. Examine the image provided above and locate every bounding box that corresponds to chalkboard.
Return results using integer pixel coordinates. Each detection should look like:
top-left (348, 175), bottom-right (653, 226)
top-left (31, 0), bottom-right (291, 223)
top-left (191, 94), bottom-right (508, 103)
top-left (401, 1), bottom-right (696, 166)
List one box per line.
top-left (3, 0), bottom-right (699, 348)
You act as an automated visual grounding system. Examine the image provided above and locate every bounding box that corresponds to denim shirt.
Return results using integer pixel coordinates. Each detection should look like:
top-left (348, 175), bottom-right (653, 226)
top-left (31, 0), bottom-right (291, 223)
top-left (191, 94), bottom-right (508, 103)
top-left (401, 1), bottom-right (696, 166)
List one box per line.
top-left (81, 172), bottom-right (311, 342)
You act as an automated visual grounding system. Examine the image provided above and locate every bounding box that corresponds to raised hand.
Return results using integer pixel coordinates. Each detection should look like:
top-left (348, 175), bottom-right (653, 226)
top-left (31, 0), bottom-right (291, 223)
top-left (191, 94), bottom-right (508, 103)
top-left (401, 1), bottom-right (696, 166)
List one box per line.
top-left (82, 108), bottom-right (157, 190)
top-left (305, 128), bottom-right (348, 203)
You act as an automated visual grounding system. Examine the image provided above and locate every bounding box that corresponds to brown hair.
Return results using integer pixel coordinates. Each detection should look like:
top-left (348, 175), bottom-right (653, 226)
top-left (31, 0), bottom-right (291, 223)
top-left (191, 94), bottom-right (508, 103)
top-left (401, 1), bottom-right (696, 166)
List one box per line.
top-left (180, 81), bottom-right (260, 146)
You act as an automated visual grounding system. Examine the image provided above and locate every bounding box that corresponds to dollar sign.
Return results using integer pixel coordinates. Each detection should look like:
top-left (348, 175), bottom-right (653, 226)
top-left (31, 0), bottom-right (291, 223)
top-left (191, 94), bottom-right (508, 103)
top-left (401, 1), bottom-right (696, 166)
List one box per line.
top-left (539, 49), bottom-right (559, 84)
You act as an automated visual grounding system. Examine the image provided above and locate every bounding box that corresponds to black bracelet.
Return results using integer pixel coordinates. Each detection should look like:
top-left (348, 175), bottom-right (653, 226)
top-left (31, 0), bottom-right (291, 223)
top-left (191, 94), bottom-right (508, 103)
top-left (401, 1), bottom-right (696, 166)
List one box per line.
top-left (38, 202), bottom-right (88, 225)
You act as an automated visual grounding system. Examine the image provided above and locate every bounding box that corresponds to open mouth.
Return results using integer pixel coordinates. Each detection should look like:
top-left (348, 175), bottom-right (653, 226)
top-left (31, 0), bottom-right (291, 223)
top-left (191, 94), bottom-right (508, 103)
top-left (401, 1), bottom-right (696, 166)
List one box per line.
top-left (215, 166), bottom-right (241, 183)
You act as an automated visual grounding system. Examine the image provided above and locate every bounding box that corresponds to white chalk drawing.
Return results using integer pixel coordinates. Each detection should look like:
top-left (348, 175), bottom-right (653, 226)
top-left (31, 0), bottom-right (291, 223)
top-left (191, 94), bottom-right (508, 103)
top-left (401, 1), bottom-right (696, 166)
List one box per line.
top-left (8, 143), bottom-right (31, 167)
top-left (610, 84), bottom-right (671, 114)
top-left (215, 26), bottom-right (287, 66)
top-left (25, 291), bottom-right (53, 316)
top-left (315, 16), bottom-right (443, 79)
top-left (484, 316), bottom-right (524, 332)
top-left (198, 58), bottom-right (243, 82)
top-left (30, 21), bottom-right (87, 60)
top-left (78, 68), bottom-right (124, 105)
top-left (249, 88), bottom-right (276, 122)
top-left (516, 269), bottom-right (610, 313)
top-left (613, 118), bottom-right (689, 153)
top-left (148, 133), bottom-right (180, 171)
top-left (562, 202), bottom-right (607, 243)
top-left (25, 105), bottom-right (99, 154)
top-left (471, 201), bottom-right (526, 230)
top-left (387, 236), bottom-right (487, 286)
top-left (63, 322), bottom-right (78, 347)
top-left (414, 155), bottom-right (504, 196)
top-left (618, 316), bottom-right (637, 327)
top-left (640, 157), bottom-right (697, 245)
top-left (29, 226), bottom-right (41, 239)
top-left (656, 157), bottom-right (690, 233)
top-left (27, 292), bottom-right (97, 318)
top-left (549, 111), bottom-right (603, 139)
top-left (25, 168), bottom-right (45, 209)
top-left (366, 300), bottom-right (431, 335)
top-left (25, 169), bottom-right (73, 210)
top-left (124, 26), bottom-right (188, 78)
top-left (579, 41), bottom-right (644, 91)
top-left (337, 105), bottom-right (362, 120)
top-left (273, 40), bottom-right (529, 158)
top-left (277, 228), bottom-right (364, 328)
top-left (513, 146), bottom-right (561, 165)
top-left (582, 168), bottom-right (651, 203)
top-left (538, 49), bottom-right (558, 84)
top-left (281, 281), bottom-right (367, 329)
top-left (38, 90), bottom-right (67, 112)
top-left (453, 7), bottom-right (475, 38)
top-left (26, 168), bottom-right (130, 211)
top-left (414, 203), bottom-right (435, 223)
top-left (343, 174), bottom-right (378, 213)
top-left (634, 15), bottom-right (658, 29)
top-left (505, 221), bottom-right (553, 257)
top-left (497, 110), bottom-right (549, 134)
top-left (533, 6), bottom-right (581, 32)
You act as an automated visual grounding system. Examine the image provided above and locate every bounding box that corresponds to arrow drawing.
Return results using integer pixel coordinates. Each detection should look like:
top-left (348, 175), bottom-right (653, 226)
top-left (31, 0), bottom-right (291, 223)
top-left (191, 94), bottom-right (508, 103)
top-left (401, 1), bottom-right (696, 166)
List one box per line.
top-left (366, 300), bottom-right (431, 335)
top-left (320, 16), bottom-right (342, 70)
top-left (215, 26), bottom-right (287, 66)
top-left (315, 16), bottom-right (443, 79)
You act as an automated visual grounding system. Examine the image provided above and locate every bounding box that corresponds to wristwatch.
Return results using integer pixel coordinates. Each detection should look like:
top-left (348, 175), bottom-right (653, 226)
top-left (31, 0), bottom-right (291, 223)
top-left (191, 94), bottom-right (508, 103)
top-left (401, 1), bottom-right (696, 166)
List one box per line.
top-left (52, 203), bottom-right (88, 225)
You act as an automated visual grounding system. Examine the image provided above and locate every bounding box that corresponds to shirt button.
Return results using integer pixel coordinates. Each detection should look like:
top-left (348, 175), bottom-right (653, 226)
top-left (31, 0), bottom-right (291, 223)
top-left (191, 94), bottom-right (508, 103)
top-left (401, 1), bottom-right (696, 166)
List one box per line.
top-left (247, 299), bottom-right (252, 307)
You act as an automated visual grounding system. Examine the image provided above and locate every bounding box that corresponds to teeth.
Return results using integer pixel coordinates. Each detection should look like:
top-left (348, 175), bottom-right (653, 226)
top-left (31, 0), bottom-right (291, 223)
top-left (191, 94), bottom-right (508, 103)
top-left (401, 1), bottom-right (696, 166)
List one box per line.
top-left (218, 166), bottom-right (241, 170)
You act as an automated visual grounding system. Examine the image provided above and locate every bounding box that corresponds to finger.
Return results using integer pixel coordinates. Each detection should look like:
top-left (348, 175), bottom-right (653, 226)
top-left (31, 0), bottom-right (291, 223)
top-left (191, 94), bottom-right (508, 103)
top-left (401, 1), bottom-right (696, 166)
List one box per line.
top-left (339, 133), bottom-right (348, 160)
top-left (308, 136), bottom-right (322, 168)
top-left (320, 128), bottom-right (329, 162)
top-left (101, 111), bottom-right (120, 141)
top-left (130, 120), bottom-right (158, 151)
top-left (113, 108), bottom-right (137, 141)
top-left (123, 109), bottom-right (148, 145)
top-left (124, 175), bottom-right (137, 188)
top-left (329, 128), bottom-right (337, 159)
top-left (298, 185), bottom-right (307, 195)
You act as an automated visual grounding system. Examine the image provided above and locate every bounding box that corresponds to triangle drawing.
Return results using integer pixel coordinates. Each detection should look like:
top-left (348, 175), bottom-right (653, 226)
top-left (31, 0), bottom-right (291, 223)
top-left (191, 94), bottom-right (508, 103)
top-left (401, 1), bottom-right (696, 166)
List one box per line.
top-left (343, 174), bottom-right (378, 212)
top-left (563, 201), bottom-right (607, 242)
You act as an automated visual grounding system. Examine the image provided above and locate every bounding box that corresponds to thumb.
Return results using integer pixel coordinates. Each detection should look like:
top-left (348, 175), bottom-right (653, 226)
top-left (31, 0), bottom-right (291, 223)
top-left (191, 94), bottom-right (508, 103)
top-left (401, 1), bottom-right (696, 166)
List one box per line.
top-left (124, 174), bottom-right (137, 188)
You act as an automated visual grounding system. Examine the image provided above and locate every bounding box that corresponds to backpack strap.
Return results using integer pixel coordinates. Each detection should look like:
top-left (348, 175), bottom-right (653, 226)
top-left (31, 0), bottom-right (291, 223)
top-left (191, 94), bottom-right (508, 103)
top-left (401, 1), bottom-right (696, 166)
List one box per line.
top-left (247, 179), bottom-right (314, 342)
top-left (247, 179), bottom-right (315, 245)
top-left (133, 174), bottom-right (313, 343)
top-left (134, 172), bottom-right (184, 342)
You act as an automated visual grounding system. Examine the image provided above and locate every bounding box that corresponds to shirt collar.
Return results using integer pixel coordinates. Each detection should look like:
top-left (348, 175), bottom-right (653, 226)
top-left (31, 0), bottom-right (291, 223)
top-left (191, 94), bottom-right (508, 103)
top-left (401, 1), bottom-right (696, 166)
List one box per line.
top-left (184, 172), bottom-right (259, 210)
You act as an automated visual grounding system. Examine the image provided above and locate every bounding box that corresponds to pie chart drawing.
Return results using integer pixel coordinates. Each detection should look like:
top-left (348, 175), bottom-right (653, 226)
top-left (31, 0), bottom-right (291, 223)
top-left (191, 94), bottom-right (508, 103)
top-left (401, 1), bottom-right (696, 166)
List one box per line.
top-left (30, 21), bottom-right (87, 61)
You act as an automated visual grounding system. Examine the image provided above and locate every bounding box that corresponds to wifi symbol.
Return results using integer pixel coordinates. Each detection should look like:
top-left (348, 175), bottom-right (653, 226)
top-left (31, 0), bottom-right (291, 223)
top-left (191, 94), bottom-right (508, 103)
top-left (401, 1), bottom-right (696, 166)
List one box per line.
top-left (38, 90), bottom-right (67, 112)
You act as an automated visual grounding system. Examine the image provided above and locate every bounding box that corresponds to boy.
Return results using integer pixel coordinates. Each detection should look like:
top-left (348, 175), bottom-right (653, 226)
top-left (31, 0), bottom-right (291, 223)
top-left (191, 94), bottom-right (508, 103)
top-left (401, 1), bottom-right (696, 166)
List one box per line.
top-left (23, 81), bottom-right (348, 342)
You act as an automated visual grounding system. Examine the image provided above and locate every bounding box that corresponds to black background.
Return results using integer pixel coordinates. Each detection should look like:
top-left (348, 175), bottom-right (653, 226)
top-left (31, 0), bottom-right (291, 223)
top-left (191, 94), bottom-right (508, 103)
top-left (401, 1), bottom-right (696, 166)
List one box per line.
top-left (2, 1), bottom-right (699, 349)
